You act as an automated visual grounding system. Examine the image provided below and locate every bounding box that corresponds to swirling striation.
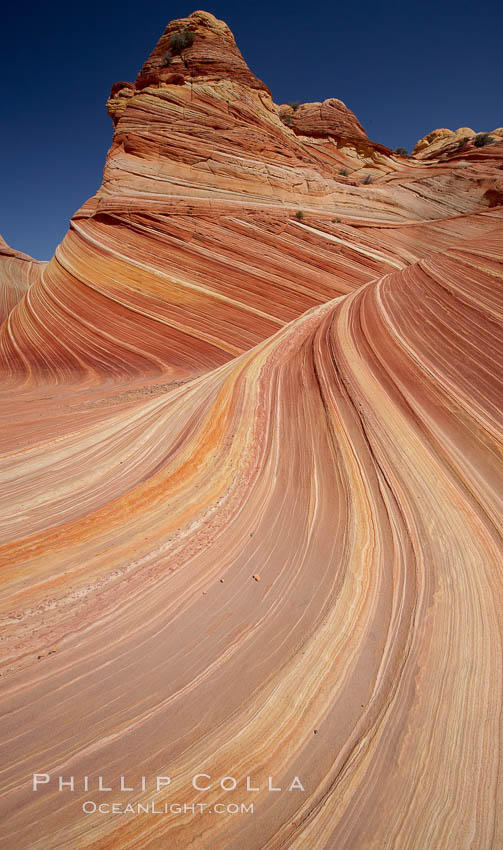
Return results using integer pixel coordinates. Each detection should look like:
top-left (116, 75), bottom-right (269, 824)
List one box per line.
top-left (0, 10), bottom-right (502, 850)
top-left (0, 238), bottom-right (45, 325)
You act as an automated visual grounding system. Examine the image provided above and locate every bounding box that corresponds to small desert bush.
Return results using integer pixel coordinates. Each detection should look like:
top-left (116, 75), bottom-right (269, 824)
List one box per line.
top-left (362, 174), bottom-right (373, 185)
top-left (474, 133), bottom-right (493, 148)
top-left (295, 211), bottom-right (304, 220)
top-left (161, 50), bottom-right (173, 67)
top-left (281, 113), bottom-right (293, 126)
top-left (288, 101), bottom-right (301, 111)
top-left (395, 147), bottom-right (408, 157)
top-left (332, 218), bottom-right (341, 223)
top-left (339, 167), bottom-right (349, 176)
top-left (170, 30), bottom-right (195, 53)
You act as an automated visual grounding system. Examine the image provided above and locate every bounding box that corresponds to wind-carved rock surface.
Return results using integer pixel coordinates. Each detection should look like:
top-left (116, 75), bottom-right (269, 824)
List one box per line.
top-left (0, 10), bottom-right (502, 850)
top-left (278, 97), bottom-right (368, 139)
top-left (0, 237), bottom-right (46, 324)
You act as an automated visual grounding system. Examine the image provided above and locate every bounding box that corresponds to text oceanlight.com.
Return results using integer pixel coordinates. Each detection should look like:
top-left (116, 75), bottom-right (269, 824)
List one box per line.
top-left (82, 801), bottom-right (255, 815)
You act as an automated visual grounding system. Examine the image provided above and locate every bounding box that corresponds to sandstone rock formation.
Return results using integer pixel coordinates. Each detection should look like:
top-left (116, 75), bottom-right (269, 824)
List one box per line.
top-left (136, 9), bottom-right (271, 93)
top-left (2, 11), bottom-right (502, 386)
top-left (0, 237), bottom-right (45, 324)
top-left (0, 10), bottom-right (502, 850)
top-left (278, 97), bottom-right (366, 138)
top-left (412, 125), bottom-right (501, 158)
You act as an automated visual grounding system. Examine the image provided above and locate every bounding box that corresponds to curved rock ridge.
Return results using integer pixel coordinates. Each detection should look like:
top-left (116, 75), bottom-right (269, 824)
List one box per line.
top-left (0, 228), bottom-right (502, 849)
top-left (0, 237), bottom-right (46, 324)
top-left (0, 10), bottom-right (502, 850)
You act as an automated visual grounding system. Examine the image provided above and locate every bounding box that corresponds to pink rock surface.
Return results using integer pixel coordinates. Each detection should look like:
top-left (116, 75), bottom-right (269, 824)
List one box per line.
top-left (0, 11), bottom-right (502, 850)
top-left (279, 97), bottom-right (369, 141)
top-left (0, 237), bottom-right (45, 324)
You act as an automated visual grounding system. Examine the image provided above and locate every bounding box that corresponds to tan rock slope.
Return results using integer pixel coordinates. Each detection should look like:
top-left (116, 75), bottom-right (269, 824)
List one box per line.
top-left (0, 10), bottom-right (502, 850)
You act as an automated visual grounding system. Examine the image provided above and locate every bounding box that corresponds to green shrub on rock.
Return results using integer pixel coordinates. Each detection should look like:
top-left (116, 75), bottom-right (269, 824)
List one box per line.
top-left (474, 133), bottom-right (493, 148)
top-left (170, 31), bottom-right (195, 53)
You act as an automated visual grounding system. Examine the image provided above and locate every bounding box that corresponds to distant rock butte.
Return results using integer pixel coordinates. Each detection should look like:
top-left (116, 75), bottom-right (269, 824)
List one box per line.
top-left (278, 98), bottom-right (367, 140)
top-left (412, 125), bottom-right (502, 158)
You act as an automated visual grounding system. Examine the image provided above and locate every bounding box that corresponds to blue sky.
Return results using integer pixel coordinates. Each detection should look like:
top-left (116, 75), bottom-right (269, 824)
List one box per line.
top-left (2, 0), bottom-right (501, 259)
